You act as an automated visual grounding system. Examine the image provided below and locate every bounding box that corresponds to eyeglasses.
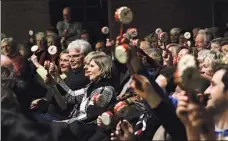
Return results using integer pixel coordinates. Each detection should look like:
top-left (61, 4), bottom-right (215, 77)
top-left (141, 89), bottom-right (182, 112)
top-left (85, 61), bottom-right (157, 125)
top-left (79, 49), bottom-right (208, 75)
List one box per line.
top-left (69, 54), bottom-right (83, 59)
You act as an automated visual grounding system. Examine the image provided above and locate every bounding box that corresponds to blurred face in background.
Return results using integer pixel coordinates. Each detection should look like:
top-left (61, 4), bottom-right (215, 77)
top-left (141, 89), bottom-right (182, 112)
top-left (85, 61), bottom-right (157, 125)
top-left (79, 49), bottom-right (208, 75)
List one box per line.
top-left (195, 34), bottom-right (205, 50)
top-left (221, 44), bottom-right (228, 55)
top-left (63, 8), bottom-right (71, 22)
top-left (170, 33), bottom-right (179, 43)
top-left (210, 43), bottom-right (221, 53)
top-left (192, 29), bottom-right (199, 41)
top-left (1, 41), bottom-right (10, 56)
top-left (47, 37), bottom-right (55, 47)
top-left (151, 37), bottom-right (158, 48)
top-left (36, 35), bottom-right (45, 50)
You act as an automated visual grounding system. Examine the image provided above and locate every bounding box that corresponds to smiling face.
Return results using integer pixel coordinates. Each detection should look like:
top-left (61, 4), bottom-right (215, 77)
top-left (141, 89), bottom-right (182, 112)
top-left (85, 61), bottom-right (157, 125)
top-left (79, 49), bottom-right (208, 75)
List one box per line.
top-left (68, 49), bottom-right (84, 70)
top-left (204, 69), bottom-right (228, 114)
top-left (59, 53), bottom-right (70, 73)
top-left (84, 60), bottom-right (102, 81)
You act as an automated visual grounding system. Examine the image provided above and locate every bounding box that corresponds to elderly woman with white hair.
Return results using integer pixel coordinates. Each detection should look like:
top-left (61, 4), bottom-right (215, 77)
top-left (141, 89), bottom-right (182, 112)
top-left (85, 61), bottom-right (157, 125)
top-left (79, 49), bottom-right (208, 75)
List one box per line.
top-left (49, 51), bottom-right (115, 124)
top-left (197, 49), bottom-right (219, 77)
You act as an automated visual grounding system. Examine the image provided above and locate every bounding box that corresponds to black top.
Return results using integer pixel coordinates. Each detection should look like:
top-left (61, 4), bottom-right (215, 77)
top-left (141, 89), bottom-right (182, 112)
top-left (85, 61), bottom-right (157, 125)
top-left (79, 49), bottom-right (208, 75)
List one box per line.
top-left (64, 67), bottom-right (90, 90)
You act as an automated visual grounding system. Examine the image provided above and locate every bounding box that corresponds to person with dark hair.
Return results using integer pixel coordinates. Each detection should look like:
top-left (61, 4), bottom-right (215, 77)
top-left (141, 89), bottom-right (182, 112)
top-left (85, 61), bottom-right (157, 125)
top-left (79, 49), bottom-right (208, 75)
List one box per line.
top-left (176, 64), bottom-right (228, 140)
top-left (1, 107), bottom-right (80, 141)
top-left (46, 26), bottom-right (59, 36)
top-left (156, 67), bottom-right (177, 95)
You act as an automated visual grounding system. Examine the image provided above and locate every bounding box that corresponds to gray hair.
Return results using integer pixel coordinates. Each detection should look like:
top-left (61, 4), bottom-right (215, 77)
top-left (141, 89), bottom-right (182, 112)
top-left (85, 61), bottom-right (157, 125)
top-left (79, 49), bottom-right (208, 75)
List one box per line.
top-left (67, 39), bottom-right (92, 56)
top-left (196, 31), bottom-right (212, 47)
top-left (211, 37), bottom-right (223, 44)
top-left (85, 51), bottom-right (112, 78)
top-left (170, 28), bottom-right (182, 35)
top-left (197, 49), bottom-right (218, 65)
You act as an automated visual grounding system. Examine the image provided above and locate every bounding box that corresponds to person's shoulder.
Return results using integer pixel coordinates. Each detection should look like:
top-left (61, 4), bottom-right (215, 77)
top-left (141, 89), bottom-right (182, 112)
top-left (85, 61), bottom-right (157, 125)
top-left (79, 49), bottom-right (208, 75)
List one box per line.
top-left (56, 21), bottom-right (65, 27)
top-left (57, 21), bottom-right (64, 24)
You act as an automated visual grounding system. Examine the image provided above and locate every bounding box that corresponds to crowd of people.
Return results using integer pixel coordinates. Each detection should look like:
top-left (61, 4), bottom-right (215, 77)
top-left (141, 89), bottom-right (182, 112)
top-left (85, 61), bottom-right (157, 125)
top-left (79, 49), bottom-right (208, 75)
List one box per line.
top-left (1, 6), bottom-right (228, 141)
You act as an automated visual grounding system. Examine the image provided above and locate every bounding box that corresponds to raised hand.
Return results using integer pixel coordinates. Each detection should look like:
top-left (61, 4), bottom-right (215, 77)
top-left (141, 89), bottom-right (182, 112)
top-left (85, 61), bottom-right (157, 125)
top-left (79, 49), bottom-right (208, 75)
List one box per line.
top-left (130, 74), bottom-right (162, 108)
top-left (176, 94), bottom-right (190, 125)
top-left (130, 74), bottom-right (154, 99)
top-left (176, 95), bottom-right (215, 140)
top-left (30, 54), bottom-right (40, 68)
top-left (48, 63), bottom-right (60, 83)
top-left (110, 120), bottom-right (135, 141)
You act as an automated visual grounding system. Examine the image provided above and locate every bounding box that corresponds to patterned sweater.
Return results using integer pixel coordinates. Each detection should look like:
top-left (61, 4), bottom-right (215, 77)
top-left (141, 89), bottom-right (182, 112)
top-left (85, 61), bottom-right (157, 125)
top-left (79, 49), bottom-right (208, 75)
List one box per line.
top-left (56, 78), bottom-right (115, 123)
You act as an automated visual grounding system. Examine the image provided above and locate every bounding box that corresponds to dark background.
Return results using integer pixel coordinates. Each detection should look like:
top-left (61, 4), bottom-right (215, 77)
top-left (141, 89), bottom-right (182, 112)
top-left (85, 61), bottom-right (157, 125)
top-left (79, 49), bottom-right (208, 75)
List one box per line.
top-left (2, 0), bottom-right (228, 43)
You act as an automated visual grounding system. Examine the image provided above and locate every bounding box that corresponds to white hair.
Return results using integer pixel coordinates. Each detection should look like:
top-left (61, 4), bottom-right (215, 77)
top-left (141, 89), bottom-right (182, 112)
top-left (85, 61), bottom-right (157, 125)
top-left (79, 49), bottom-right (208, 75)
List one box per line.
top-left (197, 49), bottom-right (216, 63)
top-left (67, 39), bottom-right (92, 56)
top-left (196, 30), bottom-right (212, 46)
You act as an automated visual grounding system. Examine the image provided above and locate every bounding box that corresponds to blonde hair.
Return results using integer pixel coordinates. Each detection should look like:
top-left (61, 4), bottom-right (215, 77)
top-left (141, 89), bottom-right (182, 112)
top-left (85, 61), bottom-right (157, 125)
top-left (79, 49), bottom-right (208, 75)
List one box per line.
top-left (84, 51), bottom-right (106, 64)
top-left (85, 51), bottom-right (112, 78)
top-left (35, 32), bottom-right (46, 40)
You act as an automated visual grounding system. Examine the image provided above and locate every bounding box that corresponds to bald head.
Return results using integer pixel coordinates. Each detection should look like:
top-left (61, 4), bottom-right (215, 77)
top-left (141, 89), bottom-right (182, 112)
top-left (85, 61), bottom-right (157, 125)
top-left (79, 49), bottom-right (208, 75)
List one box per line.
top-left (63, 7), bottom-right (71, 22)
top-left (1, 55), bottom-right (13, 69)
